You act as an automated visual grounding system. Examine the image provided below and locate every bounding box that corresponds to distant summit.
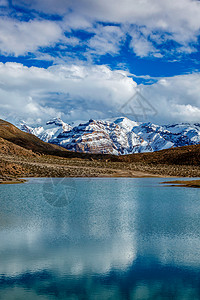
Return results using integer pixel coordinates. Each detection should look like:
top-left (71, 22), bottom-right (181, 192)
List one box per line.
top-left (20, 118), bottom-right (72, 143)
top-left (20, 117), bottom-right (200, 155)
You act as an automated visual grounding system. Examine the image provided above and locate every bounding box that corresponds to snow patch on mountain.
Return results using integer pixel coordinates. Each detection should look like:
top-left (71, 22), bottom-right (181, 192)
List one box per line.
top-left (20, 118), bottom-right (72, 143)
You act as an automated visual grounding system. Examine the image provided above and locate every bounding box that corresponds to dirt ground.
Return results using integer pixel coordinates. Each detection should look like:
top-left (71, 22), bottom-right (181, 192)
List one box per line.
top-left (1, 152), bottom-right (200, 184)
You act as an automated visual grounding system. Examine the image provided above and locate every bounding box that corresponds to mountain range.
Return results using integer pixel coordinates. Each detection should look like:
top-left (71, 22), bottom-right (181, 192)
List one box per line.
top-left (1, 118), bottom-right (200, 182)
top-left (19, 117), bottom-right (200, 155)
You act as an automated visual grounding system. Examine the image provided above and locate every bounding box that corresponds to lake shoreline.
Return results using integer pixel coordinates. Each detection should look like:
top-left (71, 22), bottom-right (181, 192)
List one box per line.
top-left (0, 177), bottom-right (27, 184)
top-left (1, 151), bottom-right (199, 184)
top-left (161, 180), bottom-right (200, 188)
top-left (0, 171), bottom-right (176, 185)
top-left (2, 177), bottom-right (199, 188)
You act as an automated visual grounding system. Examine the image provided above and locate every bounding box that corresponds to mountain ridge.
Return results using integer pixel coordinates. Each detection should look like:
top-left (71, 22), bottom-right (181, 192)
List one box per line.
top-left (0, 119), bottom-right (116, 160)
top-left (19, 117), bottom-right (200, 155)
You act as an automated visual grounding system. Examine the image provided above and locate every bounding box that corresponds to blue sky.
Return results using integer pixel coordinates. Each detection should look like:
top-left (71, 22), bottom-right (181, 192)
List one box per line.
top-left (0, 0), bottom-right (200, 125)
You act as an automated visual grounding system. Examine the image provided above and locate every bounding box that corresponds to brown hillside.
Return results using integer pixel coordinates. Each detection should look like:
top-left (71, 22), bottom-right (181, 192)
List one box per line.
top-left (119, 144), bottom-right (200, 166)
top-left (0, 137), bottom-right (37, 157)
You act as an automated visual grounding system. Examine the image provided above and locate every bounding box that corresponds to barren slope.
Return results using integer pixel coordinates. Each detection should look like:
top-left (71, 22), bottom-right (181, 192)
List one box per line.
top-left (119, 144), bottom-right (200, 166)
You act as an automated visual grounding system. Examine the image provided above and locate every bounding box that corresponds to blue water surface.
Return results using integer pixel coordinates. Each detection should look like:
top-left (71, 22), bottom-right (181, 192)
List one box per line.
top-left (0, 178), bottom-right (200, 300)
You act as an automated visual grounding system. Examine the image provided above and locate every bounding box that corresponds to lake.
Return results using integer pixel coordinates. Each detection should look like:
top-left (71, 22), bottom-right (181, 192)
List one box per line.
top-left (0, 178), bottom-right (200, 299)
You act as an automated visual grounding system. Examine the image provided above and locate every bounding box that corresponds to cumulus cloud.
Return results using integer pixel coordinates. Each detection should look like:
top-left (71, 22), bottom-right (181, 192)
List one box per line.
top-left (0, 62), bottom-right (199, 125)
top-left (140, 73), bottom-right (200, 123)
top-left (0, 62), bottom-right (136, 124)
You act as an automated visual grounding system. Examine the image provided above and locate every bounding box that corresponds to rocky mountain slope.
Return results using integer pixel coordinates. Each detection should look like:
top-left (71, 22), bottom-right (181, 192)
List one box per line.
top-left (20, 117), bottom-right (200, 155)
top-left (20, 118), bottom-right (72, 143)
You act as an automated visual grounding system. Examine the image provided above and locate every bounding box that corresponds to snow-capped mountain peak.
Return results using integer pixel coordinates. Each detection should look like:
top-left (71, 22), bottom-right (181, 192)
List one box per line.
top-left (20, 118), bottom-right (72, 143)
top-left (46, 118), bottom-right (72, 132)
top-left (19, 117), bottom-right (200, 155)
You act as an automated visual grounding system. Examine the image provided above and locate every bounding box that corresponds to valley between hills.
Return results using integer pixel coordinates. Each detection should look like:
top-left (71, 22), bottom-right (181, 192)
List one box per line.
top-left (0, 119), bottom-right (200, 184)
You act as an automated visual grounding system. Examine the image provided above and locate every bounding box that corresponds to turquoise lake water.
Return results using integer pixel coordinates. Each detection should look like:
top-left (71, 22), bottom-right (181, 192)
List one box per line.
top-left (0, 177), bottom-right (200, 299)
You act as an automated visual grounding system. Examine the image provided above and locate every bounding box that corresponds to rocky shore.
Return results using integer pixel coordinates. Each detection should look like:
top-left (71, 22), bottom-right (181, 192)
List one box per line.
top-left (0, 176), bottom-right (26, 184)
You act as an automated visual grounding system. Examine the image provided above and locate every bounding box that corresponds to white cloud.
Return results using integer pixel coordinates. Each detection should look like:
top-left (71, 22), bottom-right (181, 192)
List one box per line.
top-left (140, 73), bottom-right (200, 123)
top-left (0, 1), bottom-right (199, 126)
top-left (0, 0), bottom-right (8, 7)
top-left (0, 0), bottom-right (200, 59)
top-left (0, 62), bottom-right (137, 124)
top-left (74, 0), bottom-right (200, 38)
top-left (129, 30), bottom-right (161, 57)
top-left (12, 0), bottom-right (72, 14)
top-left (87, 25), bottom-right (125, 56)
top-left (6, 0), bottom-right (200, 58)
top-left (62, 13), bottom-right (92, 31)
top-left (0, 62), bottom-right (199, 125)
top-left (0, 17), bottom-right (62, 56)
top-left (71, 0), bottom-right (200, 58)
top-left (172, 104), bottom-right (200, 121)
